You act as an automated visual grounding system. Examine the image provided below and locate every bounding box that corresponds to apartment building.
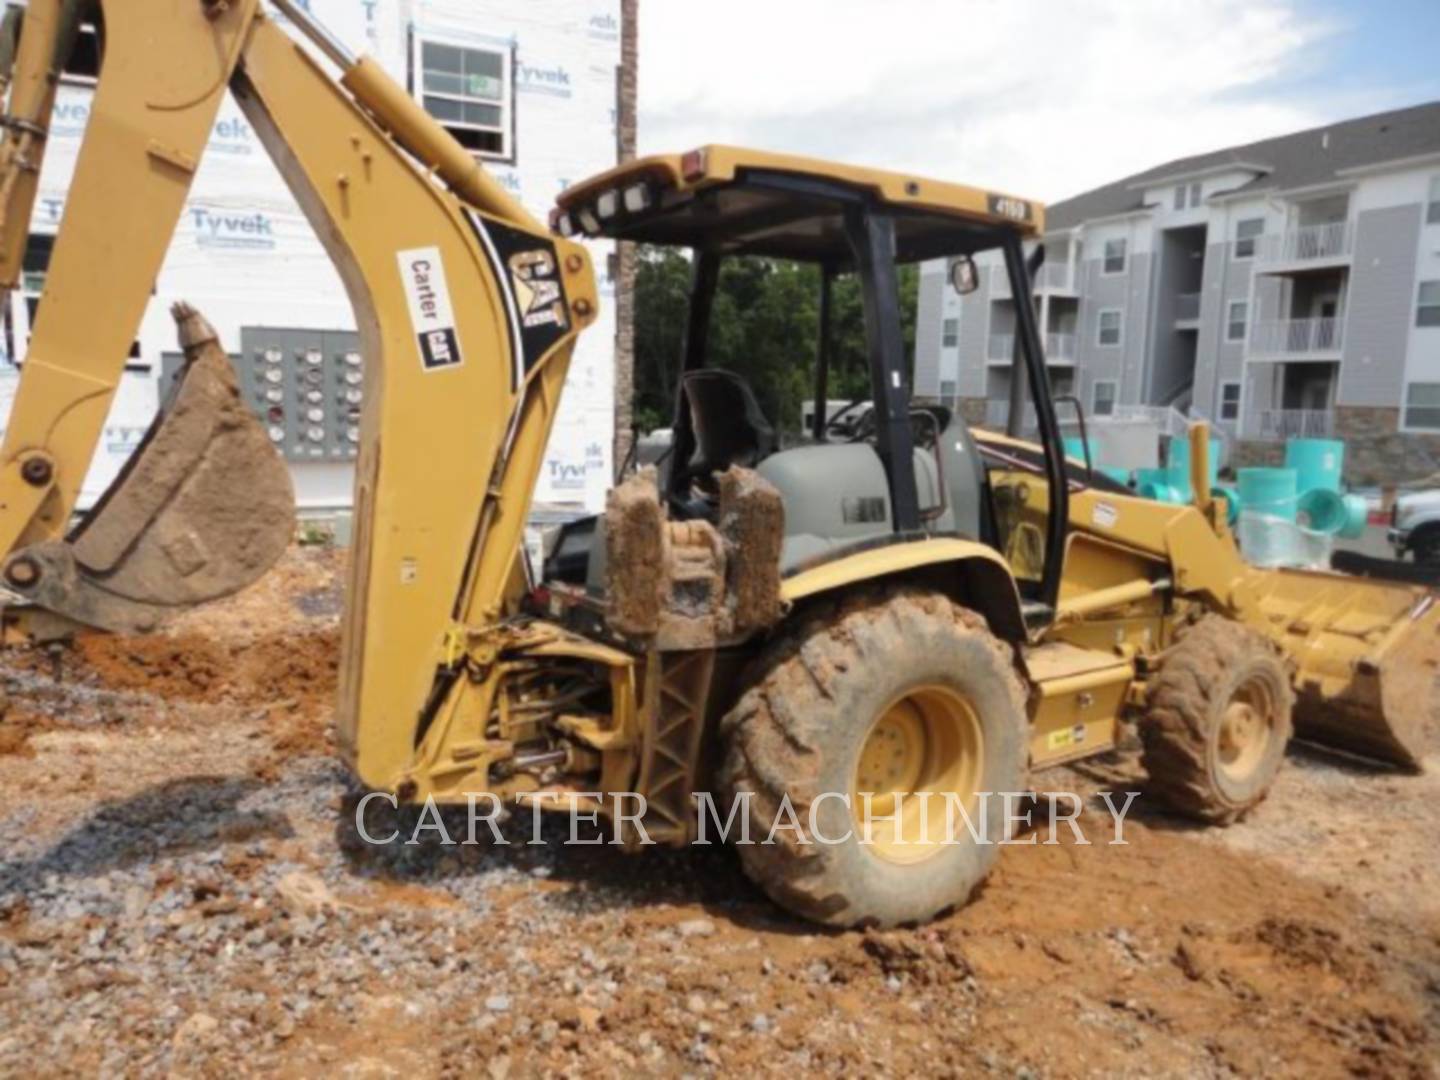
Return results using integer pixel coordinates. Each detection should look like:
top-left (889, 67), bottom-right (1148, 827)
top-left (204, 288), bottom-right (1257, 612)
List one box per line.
top-left (914, 101), bottom-right (1440, 483)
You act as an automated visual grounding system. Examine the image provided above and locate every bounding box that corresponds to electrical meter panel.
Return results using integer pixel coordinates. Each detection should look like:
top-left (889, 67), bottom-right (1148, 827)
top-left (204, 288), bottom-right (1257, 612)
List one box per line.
top-left (161, 326), bottom-right (364, 464)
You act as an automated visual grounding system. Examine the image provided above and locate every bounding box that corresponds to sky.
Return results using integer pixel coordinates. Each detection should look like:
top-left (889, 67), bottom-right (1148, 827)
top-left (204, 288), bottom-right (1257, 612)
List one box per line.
top-left (637, 0), bottom-right (1440, 205)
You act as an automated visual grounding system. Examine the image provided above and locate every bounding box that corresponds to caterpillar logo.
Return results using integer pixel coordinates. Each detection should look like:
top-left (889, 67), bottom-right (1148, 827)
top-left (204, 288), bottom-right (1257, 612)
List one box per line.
top-left (473, 217), bottom-right (572, 385)
top-left (508, 250), bottom-right (569, 332)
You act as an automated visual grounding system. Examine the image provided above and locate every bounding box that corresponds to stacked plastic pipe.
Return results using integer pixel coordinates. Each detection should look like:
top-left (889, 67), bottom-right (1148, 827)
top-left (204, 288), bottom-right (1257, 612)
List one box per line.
top-left (1284, 438), bottom-right (1368, 539)
top-left (1113, 435), bottom-right (1367, 541)
top-left (1232, 440), bottom-right (1367, 568)
top-left (1126, 435), bottom-right (1240, 523)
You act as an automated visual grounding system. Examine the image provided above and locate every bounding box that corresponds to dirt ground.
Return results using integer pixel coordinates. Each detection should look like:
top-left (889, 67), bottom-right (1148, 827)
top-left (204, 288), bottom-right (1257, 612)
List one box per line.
top-left (0, 546), bottom-right (1437, 1077)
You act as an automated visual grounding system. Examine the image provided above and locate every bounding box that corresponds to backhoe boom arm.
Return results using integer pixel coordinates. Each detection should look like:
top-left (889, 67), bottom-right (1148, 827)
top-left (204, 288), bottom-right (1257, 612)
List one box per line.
top-left (0, 0), bottom-right (598, 790)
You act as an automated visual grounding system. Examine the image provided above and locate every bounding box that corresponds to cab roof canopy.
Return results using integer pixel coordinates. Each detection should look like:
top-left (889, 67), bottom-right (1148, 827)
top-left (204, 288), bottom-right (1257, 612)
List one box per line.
top-left (552, 145), bottom-right (1044, 265)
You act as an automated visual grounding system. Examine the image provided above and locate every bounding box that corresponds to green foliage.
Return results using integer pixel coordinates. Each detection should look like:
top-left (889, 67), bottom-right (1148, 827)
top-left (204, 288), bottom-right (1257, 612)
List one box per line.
top-left (632, 246), bottom-right (919, 439)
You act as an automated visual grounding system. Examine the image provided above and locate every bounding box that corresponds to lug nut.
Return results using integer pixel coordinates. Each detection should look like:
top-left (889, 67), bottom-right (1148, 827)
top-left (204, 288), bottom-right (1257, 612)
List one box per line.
top-left (573, 298), bottom-right (593, 318)
top-left (20, 458), bottom-right (52, 487)
top-left (5, 556), bottom-right (40, 589)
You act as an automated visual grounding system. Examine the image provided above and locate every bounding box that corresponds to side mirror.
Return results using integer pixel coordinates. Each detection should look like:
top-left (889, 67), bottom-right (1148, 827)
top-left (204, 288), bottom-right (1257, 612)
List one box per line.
top-left (949, 255), bottom-right (979, 295)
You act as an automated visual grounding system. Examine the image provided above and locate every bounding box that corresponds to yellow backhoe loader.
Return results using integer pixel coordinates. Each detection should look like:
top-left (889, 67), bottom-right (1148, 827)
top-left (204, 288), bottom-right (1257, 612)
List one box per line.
top-left (0, 0), bottom-right (1434, 927)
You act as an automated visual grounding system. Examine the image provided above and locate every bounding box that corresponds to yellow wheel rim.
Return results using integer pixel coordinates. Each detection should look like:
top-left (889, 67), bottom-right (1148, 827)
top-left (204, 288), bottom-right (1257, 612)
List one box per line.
top-left (851, 685), bottom-right (984, 864)
top-left (1216, 676), bottom-right (1276, 783)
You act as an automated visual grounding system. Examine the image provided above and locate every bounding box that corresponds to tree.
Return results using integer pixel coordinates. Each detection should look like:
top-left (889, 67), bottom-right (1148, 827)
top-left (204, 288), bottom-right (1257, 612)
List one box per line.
top-left (632, 246), bottom-right (919, 441)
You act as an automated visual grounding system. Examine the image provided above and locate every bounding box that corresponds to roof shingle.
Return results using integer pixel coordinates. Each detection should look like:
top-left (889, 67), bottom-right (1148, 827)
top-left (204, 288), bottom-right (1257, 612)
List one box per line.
top-left (1047, 100), bottom-right (1440, 231)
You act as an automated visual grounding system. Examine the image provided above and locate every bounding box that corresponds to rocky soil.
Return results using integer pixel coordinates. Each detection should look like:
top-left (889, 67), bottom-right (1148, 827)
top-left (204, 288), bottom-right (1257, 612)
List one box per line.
top-left (0, 547), bottom-right (1437, 1077)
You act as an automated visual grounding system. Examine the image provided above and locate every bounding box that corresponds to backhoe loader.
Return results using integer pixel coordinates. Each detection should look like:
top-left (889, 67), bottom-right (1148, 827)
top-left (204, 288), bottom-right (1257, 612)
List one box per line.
top-left (0, 0), bottom-right (1434, 928)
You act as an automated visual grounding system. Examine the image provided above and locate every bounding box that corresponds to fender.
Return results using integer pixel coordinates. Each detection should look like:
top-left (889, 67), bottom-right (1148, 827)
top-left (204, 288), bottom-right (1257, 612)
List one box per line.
top-left (780, 535), bottom-right (1027, 642)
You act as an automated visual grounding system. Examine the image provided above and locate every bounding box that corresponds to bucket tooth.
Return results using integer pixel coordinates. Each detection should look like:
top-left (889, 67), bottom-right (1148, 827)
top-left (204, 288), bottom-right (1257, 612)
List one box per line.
top-left (1, 303), bottom-right (296, 633)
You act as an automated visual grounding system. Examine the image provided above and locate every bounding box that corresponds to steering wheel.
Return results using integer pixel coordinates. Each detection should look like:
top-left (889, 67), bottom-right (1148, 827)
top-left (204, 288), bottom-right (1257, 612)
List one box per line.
top-left (824, 399), bottom-right (874, 441)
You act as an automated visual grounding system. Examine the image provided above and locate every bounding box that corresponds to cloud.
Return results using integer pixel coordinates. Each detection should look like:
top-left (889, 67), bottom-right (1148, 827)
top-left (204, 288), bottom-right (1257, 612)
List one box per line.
top-left (638, 0), bottom-right (1344, 203)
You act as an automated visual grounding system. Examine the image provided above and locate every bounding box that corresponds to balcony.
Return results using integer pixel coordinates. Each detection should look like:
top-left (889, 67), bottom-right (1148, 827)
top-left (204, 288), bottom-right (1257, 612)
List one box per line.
top-left (1255, 221), bottom-right (1352, 267)
top-left (986, 332), bottom-right (1076, 364)
top-left (1046, 332), bottom-right (1076, 361)
top-left (1243, 408), bottom-right (1335, 442)
top-left (1249, 317), bottom-right (1343, 358)
top-left (1035, 262), bottom-right (1078, 293)
top-left (988, 261), bottom-right (1077, 298)
top-left (1175, 292), bottom-right (1201, 324)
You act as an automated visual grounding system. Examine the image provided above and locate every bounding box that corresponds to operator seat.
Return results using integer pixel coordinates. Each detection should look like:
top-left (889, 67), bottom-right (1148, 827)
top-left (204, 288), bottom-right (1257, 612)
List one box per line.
top-left (679, 369), bottom-right (778, 483)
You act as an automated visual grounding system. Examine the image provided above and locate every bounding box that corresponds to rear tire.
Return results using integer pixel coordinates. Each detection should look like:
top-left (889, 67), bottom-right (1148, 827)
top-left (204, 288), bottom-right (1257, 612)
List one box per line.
top-left (1141, 616), bottom-right (1293, 825)
top-left (718, 588), bottom-right (1028, 928)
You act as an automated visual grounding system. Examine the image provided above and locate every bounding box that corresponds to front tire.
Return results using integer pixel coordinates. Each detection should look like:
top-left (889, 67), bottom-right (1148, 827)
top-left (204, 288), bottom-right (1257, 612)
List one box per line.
top-left (1141, 616), bottom-right (1293, 824)
top-left (718, 589), bottom-right (1028, 928)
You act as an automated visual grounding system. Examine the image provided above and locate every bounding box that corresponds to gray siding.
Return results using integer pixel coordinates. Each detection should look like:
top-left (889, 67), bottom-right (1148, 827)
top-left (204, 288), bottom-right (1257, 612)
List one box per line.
top-left (1339, 203), bottom-right (1423, 407)
top-left (957, 288), bottom-right (989, 397)
top-left (1124, 252), bottom-right (1154, 404)
top-left (1253, 274), bottom-right (1285, 323)
top-left (1247, 365), bottom-right (1277, 414)
top-left (912, 266), bottom-right (944, 397)
top-left (1193, 241), bottom-right (1254, 417)
top-left (1146, 235), bottom-right (1200, 406)
top-left (1075, 258), bottom-right (1126, 407)
top-left (1073, 253), bottom-right (1152, 409)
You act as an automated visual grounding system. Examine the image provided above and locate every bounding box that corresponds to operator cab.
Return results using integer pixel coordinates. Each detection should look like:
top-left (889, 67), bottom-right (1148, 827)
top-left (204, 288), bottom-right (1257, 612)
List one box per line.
top-left (544, 146), bottom-right (1074, 620)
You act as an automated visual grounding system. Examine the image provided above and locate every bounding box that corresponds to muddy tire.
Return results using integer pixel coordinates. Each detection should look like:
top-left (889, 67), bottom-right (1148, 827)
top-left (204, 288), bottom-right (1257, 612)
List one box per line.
top-left (717, 589), bottom-right (1029, 928)
top-left (1141, 616), bottom-right (1293, 825)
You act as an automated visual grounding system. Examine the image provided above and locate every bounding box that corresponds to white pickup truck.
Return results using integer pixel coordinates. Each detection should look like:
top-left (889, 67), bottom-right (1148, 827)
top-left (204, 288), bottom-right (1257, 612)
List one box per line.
top-left (1389, 489), bottom-right (1440, 563)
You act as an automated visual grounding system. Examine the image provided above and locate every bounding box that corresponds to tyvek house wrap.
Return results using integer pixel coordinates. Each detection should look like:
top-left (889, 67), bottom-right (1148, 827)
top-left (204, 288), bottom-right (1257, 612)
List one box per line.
top-left (2, 0), bottom-right (621, 515)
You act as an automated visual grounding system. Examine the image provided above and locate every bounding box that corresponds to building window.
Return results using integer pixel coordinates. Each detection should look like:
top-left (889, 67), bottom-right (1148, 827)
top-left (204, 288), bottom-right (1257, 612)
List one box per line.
top-left (1173, 185), bottom-right (1185, 211)
top-left (939, 380), bottom-right (958, 398)
top-left (1226, 300), bottom-right (1248, 342)
top-left (415, 38), bottom-right (513, 159)
top-left (941, 318), bottom-right (958, 348)
top-left (1103, 239), bottom-right (1126, 275)
top-left (1234, 218), bottom-right (1264, 259)
top-left (1097, 309), bottom-right (1122, 347)
top-left (1428, 176), bottom-right (1440, 226)
top-left (1189, 181), bottom-right (1203, 208)
top-left (1405, 383), bottom-right (1440, 430)
top-left (1418, 281), bottom-right (1440, 328)
top-left (1220, 381), bottom-right (1241, 421)
top-left (1092, 380), bottom-right (1117, 417)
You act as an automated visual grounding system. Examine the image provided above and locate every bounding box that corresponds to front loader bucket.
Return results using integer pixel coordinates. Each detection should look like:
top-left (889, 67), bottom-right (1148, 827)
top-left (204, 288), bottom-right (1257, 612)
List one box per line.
top-left (1250, 567), bottom-right (1440, 770)
top-left (2, 304), bottom-right (295, 633)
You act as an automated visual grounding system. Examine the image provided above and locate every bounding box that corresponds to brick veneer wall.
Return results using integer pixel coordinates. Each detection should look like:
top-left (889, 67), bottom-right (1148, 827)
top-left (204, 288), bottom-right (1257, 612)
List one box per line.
top-left (612, 0), bottom-right (639, 473)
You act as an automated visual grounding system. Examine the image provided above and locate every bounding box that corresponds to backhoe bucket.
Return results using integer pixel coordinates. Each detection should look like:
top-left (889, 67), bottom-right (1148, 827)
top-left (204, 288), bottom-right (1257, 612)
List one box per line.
top-left (3, 304), bottom-right (295, 633)
top-left (1251, 567), bottom-right (1440, 770)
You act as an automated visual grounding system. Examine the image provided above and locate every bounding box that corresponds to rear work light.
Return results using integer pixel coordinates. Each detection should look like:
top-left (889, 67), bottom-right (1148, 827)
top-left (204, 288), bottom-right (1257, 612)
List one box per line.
top-left (576, 207), bottom-right (601, 236)
top-left (596, 190), bottom-right (620, 220)
top-left (680, 148), bottom-right (707, 181)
